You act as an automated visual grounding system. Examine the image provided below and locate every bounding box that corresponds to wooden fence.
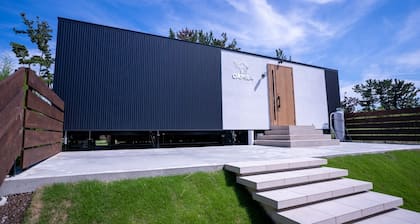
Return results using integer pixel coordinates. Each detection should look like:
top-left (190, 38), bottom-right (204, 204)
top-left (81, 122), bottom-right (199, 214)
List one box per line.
top-left (0, 68), bottom-right (64, 186)
top-left (345, 108), bottom-right (420, 142)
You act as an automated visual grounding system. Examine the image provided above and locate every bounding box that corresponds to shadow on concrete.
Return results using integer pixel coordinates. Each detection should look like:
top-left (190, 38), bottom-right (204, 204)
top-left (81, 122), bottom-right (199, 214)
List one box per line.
top-left (223, 170), bottom-right (273, 224)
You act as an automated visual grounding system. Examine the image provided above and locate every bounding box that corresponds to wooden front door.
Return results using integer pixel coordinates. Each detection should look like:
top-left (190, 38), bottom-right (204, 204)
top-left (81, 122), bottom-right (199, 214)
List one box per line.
top-left (267, 64), bottom-right (296, 127)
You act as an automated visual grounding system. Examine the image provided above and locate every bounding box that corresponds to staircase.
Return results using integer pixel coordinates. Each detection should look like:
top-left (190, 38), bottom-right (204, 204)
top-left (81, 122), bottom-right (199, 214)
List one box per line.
top-left (225, 158), bottom-right (420, 224)
top-left (255, 125), bottom-right (339, 147)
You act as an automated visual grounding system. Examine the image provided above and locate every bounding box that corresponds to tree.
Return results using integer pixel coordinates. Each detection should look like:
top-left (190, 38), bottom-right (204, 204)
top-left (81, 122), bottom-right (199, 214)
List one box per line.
top-left (374, 79), bottom-right (419, 110)
top-left (340, 93), bottom-right (359, 113)
top-left (352, 78), bottom-right (419, 111)
top-left (176, 27), bottom-right (198, 42)
top-left (0, 55), bottom-right (13, 81)
top-left (353, 79), bottom-right (378, 111)
top-left (169, 27), bottom-right (240, 50)
top-left (169, 28), bottom-right (175, 39)
top-left (10, 13), bottom-right (54, 87)
top-left (197, 30), bottom-right (213, 45)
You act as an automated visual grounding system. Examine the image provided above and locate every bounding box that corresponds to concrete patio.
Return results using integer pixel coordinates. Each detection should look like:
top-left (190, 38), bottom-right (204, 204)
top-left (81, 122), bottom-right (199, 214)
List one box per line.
top-left (0, 142), bottom-right (418, 195)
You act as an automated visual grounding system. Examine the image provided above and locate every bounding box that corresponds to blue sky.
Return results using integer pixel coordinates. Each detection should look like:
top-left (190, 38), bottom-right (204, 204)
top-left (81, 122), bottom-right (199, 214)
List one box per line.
top-left (1, 0), bottom-right (419, 99)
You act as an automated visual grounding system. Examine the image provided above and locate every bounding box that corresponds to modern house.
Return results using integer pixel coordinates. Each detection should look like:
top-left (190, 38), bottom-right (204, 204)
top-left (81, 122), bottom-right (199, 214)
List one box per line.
top-left (54, 18), bottom-right (340, 149)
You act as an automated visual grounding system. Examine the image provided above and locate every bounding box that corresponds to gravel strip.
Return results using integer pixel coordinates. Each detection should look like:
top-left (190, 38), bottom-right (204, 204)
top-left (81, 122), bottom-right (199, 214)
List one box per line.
top-left (0, 193), bottom-right (33, 224)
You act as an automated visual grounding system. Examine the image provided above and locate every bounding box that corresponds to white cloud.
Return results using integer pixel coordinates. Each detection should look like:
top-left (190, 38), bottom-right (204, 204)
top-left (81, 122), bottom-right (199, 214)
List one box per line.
top-left (340, 80), bottom-right (360, 100)
top-left (397, 9), bottom-right (420, 43)
top-left (340, 77), bottom-right (420, 102)
top-left (211, 1), bottom-right (308, 54)
top-left (360, 64), bottom-right (392, 81)
top-left (244, 0), bottom-right (306, 47)
top-left (0, 50), bottom-right (19, 70)
top-left (395, 49), bottom-right (420, 68)
top-left (305, 0), bottom-right (342, 4)
top-left (160, 0), bottom-right (379, 59)
top-left (410, 80), bottom-right (420, 91)
top-left (340, 62), bottom-right (420, 101)
top-left (55, 1), bottom-right (139, 32)
top-left (225, 0), bottom-right (248, 13)
top-left (319, 0), bottom-right (378, 39)
top-left (92, 0), bottom-right (378, 61)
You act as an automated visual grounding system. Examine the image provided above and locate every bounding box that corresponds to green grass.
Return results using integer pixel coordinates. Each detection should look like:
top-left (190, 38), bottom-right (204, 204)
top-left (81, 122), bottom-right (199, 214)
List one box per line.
top-left (24, 171), bottom-right (270, 224)
top-left (25, 150), bottom-right (420, 223)
top-left (327, 150), bottom-right (420, 212)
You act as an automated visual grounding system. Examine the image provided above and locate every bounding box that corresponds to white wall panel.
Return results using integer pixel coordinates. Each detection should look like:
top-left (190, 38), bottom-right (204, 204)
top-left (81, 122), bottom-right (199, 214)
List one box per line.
top-left (221, 50), bottom-right (329, 130)
top-left (282, 62), bottom-right (329, 129)
top-left (221, 50), bottom-right (274, 130)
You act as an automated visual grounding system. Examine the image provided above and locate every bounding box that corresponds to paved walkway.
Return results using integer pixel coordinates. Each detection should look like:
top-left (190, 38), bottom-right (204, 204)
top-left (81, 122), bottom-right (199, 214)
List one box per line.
top-left (1, 142), bottom-right (418, 195)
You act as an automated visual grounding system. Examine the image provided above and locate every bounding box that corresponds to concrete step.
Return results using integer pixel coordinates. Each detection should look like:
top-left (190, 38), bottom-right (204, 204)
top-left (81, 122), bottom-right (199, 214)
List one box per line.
top-left (274, 191), bottom-right (403, 224)
top-left (257, 134), bottom-right (332, 141)
top-left (254, 139), bottom-right (340, 147)
top-left (224, 158), bottom-right (327, 176)
top-left (237, 167), bottom-right (348, 191)
top-left (353, 208), bottom-right (420, 224)
top-left (265, 129), bottom-right (323, 135)
top-left (270, 125), bottom-right (315, 131)
top-left (253, 178), bottom-right (372, 210)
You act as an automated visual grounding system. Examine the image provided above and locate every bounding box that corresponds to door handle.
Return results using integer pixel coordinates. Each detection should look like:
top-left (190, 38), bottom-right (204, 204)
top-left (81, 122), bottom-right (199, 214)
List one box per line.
top-left (276, 96), bottom-right (281, 109)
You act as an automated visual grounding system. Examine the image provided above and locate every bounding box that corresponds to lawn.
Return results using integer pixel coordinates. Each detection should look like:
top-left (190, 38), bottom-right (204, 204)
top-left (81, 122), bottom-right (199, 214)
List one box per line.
top-left (24, 150), bottom-right (420, 223)
top-left (24, 171), bottom-right (270, 224)
top-left (327, 150), bottom-right (420, 212)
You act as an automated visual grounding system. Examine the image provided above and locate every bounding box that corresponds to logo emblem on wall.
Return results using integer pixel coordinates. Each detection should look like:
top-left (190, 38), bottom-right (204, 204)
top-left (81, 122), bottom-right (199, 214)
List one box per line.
top-left (233, 61), bottom-right (253, 81)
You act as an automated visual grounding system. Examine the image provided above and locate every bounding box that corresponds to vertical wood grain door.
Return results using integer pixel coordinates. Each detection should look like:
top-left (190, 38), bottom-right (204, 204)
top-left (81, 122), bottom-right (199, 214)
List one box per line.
top-left (267, 64), bottom-right (296, 127)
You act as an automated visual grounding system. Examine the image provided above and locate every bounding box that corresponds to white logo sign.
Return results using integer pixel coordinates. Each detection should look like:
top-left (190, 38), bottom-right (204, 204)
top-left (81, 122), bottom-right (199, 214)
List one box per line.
top-left (233, 61), bottom-right (253, 81)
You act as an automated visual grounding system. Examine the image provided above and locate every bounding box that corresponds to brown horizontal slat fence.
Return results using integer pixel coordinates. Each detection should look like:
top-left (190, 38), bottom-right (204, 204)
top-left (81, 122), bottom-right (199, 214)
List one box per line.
top-left (345, 108), bottom-right (420, 142)
top-left (0, 69), bottom-right (25, 187)
top-left (0, 68), bottom-right (64, 186)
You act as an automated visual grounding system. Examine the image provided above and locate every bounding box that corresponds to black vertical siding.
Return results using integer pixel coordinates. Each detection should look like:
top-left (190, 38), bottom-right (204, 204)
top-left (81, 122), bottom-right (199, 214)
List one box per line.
top-left (54, 18), bottom-right (222, 131)
top-left (324, 69), bottom-right (341, 116)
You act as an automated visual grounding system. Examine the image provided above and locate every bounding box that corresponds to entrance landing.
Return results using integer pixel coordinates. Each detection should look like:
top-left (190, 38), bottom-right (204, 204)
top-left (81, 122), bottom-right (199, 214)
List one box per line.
top-left (0, 142), bottom-right (418, 195)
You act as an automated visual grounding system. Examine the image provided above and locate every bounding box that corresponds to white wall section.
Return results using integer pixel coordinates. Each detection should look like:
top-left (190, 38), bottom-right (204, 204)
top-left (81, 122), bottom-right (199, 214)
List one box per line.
top-left (282, 62), bottom-right (329, 129)
top-left (221, 50), bottom-right (272, 130)
top-left (221, 50), bottom-right (329, 130)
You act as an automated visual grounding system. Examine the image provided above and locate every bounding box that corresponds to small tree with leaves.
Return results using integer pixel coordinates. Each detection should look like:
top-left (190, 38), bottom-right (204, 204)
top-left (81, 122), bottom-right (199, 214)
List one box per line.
top-left (10, 13), bottom-right (54, 87)
top-left (340, 93), bottom-right (359, 113)
top-left (169, 28), bottom-right (176, 39)
top-left (275, 48), bottom-right (291, 63)
top-left (353, 79), bottom-right (378, 111)
top-left (275, 48), bottom-right (287, 60)
top-left (0, 55), bottom-right (13, 81)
